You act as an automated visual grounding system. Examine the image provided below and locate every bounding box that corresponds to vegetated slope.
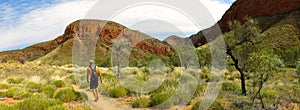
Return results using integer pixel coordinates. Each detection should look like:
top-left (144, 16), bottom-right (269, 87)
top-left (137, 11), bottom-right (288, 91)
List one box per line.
top-left (189, 0), bottom-right (300, 47)
top-left (188, 0), bottom-right (300, 67)
top-left (0, 19), bottom-right (172, 66)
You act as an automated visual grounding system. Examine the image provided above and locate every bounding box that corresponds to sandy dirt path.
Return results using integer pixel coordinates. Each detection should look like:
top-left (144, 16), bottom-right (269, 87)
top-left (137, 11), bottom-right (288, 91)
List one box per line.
top-left (79, 89), bottom-right (131, 110)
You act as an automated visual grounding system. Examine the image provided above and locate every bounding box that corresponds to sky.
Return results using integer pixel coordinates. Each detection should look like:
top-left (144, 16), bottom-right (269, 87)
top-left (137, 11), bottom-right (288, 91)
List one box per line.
top-left (0, 0), bottom-right (235, 51)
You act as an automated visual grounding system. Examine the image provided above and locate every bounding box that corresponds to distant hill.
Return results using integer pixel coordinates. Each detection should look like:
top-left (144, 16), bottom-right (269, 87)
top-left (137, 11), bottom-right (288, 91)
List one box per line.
top-left (189, 0), bottom-right (300, 48)
top-left (0, 20), bottom-right (173, 66)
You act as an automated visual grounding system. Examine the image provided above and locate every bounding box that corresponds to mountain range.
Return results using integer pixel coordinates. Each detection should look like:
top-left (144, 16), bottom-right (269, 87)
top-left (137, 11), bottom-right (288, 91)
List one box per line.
top-left (1, 0), bottom-right (300, 66)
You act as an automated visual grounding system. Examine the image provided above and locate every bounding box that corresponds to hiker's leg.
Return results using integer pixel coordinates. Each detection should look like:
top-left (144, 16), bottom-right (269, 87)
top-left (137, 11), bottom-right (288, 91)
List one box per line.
top-left (95, 87), bottom-right (99, 99)
top-left (92, 89), bottom-right (96, 98)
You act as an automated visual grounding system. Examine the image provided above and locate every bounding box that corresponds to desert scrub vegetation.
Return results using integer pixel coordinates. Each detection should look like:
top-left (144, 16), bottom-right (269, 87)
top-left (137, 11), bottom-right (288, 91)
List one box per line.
top-left (40, 85), bottom-right (55, 98)
top-left (14, 94), bottom-right (63, 110)
top-left (25, 82), bottom-right (41, 92)
top-left (149, 90), bottom-right (173, 109)
top-left (53, 80), bottom-right (66, 88)
top-left (6, 77), bottom-right (24, 84)
top-left (6, 87), bottom-right (23, 98)
top-left (0, 83), bottom-right (12, 89)
top-left (107, 85), bottom-right (127, 98)
top-left (48, 105), bottom-right (67, 110)
top-left (54, 87), bottom-right (78, 102)
top-left (132, 97), bottom-right (150, 108)
top-left (0, 104), bottom-right (13, 110)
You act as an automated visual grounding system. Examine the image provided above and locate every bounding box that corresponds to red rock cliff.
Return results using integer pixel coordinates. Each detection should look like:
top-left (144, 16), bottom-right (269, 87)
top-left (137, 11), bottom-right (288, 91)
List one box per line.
top-left (190, 0), bottom-right (300, 47)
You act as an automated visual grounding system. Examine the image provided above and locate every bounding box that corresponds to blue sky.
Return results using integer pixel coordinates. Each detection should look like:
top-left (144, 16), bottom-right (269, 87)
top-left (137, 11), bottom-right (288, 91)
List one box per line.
top-left (0, 0), bottom-right (235, 51)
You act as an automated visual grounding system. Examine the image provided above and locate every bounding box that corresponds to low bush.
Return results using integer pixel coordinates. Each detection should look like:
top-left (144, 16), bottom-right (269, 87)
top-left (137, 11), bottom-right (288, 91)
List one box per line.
top-left (76, 91), bottom-right (88, 101)
top-left (53, 80), bottom-right (65, 88)
top-left (222, 82), bottom-right (239, 91)
top-left (173, 90), bottom-right (190, 105)
top-left (0, 83), bottom-right (12, 90)
top-left (6, 87), bottom-right (22, 98)
top-left (107, 85), bottom-right (127, 98)
top-left (194, 84), bottom-right (204, 96)
top-left (13, 94), bottom-right (63, 110)
top-left (0, 91), bottom-right (6, 97)
top-left (0, 104), bottom-right (13, 110)
top-left (132, 97), bottom-right (150, 108)
top-left (48, 105), bottom-right (67, 110)
top-left (192, 100), bottom-right (224, 110)
top-left (66, 75), bottom-right (76, 84)
top-left (79, 82), bottom-right (89, 89)
top-left (25, 82), bottom-right (41, 92)
top-left (54, 87), bottom-right (77, 102)
top-left (40, 85), bottom-right (55, 98)
top-left (261, 89), bottom-right (279, 98)
top-left (150, 91), bottom-right (173, 109)
top-left (13, 91), bottom-right (32, 100)
top-left (6, 77), bottom-right (24, 84)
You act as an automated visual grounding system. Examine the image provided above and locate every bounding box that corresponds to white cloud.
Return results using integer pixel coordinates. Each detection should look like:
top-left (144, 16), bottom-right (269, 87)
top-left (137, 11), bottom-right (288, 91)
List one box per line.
top-left (0, 0), bottom-right (231, 51)
top-left (0, 0), bottom-right (97, 51)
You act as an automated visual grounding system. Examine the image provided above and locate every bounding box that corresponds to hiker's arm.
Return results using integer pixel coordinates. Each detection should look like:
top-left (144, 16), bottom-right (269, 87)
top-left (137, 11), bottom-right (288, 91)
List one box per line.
top-left (97, 67), bottom-right (103, 83)
top-left (86, 68), bottom-right (90, 83)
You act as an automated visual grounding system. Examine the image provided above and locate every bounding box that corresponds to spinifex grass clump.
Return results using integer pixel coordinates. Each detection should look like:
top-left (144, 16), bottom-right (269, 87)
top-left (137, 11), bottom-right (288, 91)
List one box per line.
top-left (48, 105), bottom-right (67, 110)
top-left (53, 80), bottom-right (65, 88)
top-left (6, 77), bottom-right (24, 84)
top-left (132, 97), bottom-right (150, 108)
top-left (40, 85), bottom-right (55, 98)
top-left (25, 82), bottom-right (41, 92)
top-left (6, 87), bottom-right (22, 98)
top-left (0, 83), bottom-right (12, 90)
top-left (14, 94), bottom-right (63, 110)
top-left (54, 87), bottom-right (78, 102)
top-left (149, 90), bottom-right (173, 109)
top-left (0, 104), bottom-right (13, 110)
top-left (107, 85), bottom-right (127, 98)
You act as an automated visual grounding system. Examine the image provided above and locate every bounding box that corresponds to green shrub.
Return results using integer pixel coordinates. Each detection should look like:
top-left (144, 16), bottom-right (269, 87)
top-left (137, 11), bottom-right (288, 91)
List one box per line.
top-left (173, 90), bottom-right (190, 105)
top-left (194, 84), bottom-right (204, 96)
top-left (40, 85), bottom-right (55, 98)
top-left (150, 91), bottom-right (172, 108)
top-left (54, 87), bottom-right (77, 102)
top-left (261, 89), bottom-right (278, 98)
top-left (53, 80), bottom-right (65, 88)
top-left (66, 75), bottom-right (76, 84)
top-left (0, 91), bottom-right (6, 97)
top-left (222, 82), bottom-right (238, 91)
top-left (231, 96), bottom-right (252, 109)
top-left (73, 108), bottom-right (92, 110)
top-left (192, 100), bottom-right (224, 110)
top-left (79, 82), bottom-right (89, 89)
top-left (6, 87), bottom-right (22, 98)
top-left (107, 85), bottom-right (127, 98)
top-left (132, 97), bottom-right (150, 108)
top-left (13, 91), bottom-right (33, 100)
top-left (191, 100), bottom-right (201, 110)
top-left (13, 95), bottom-right (63, 110)
top-left (48, 105), bottom-right (67, 110)
top-left (76, 92), bottom-right (88, 101)
top-left (0, 104), bottom-right (13, 110)
top-left (0, 83), bottom-right (12, 89)
top-left (6, 77), bottom-right (24, 84)
top-left (25, 82), bottom-right (41, 92)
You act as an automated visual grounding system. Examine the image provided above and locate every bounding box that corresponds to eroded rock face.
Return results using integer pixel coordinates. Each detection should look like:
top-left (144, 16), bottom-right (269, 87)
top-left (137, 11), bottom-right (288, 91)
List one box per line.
top-left (190, 0), bottom-right (300, 47)
top-left (66, 20), bottom-right (171, 56)
top-left (0, 20), bottom-right (172, 62)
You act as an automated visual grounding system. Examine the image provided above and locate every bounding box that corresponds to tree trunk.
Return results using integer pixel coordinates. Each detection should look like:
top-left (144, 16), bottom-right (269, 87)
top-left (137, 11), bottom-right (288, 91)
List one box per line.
top-left (240, 71), bottom-right (247, 95)
top-left (227, 50), bottom-right (247, 95)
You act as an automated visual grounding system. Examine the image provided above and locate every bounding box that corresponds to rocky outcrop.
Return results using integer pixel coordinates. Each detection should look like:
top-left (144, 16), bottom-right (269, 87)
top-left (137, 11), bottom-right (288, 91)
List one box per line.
top-left (0, 19), bottom-right (172, 62)
top-left (190, 0), bottom-right (300, 47)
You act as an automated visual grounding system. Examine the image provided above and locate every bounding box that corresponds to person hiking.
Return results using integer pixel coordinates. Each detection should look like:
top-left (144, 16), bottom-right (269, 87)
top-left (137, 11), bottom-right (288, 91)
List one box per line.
top-left (87, 60), bottom-right (103, 102)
